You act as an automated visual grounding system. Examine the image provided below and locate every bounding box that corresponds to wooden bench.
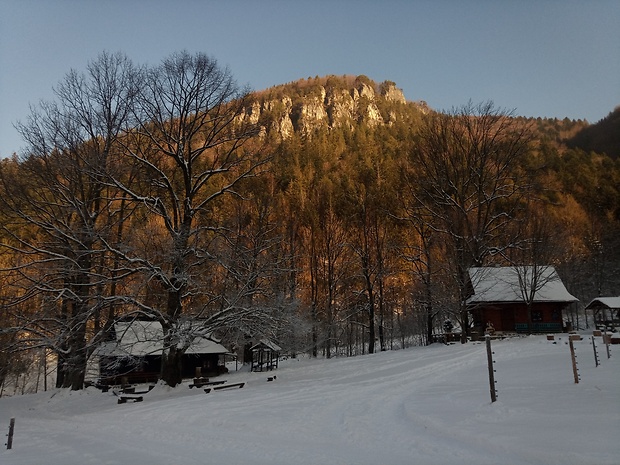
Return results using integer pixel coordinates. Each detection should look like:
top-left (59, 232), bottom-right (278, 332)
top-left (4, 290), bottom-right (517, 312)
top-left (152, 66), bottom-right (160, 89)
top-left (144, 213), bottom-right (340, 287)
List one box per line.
top-left (190, 379), bottom-right (227, 388)
top-left (204, 382), bottom-right (245, 393)
top-left (122, 385), bottom-right (154, 395)
top-left (188, 378), bottom-right (209, 388)
top-left (117, 395), bottom-right (144, 404)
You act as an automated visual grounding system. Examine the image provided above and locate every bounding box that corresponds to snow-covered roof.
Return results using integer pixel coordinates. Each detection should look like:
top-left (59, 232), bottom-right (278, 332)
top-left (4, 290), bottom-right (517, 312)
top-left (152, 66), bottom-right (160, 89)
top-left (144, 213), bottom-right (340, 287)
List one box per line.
top-left (584, 297), bottom-right (620, 310)
top-left (93, 320), bottom-right (229, 357)
top-left (251, 339), bottom-right (282, 352)
top-left (112, 320), bottom-right (162, 356)
top-left (466, 266), bottom-right (578, 304)
top-left (185, 336), bottom-right (230, 355)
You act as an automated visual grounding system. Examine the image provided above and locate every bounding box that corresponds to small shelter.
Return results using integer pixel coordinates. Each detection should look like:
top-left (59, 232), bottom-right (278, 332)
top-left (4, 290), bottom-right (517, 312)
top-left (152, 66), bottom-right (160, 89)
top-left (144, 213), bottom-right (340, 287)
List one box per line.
top-left (585, 297), bottom-right (620, 331)
top-left (250, 339), bottom-right (282, 372)
top-left (467, 266), bottom-right (578, 334)
top-left (87, 320), bottom-right (231, 386)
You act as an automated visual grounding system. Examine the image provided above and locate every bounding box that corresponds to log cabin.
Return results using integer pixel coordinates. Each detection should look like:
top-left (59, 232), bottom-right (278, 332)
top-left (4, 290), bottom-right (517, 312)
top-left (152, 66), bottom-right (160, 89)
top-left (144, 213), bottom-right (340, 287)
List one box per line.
top-left (467, 266), bottom-right (578, 335)
top-left (86, 319), bottom-right (232, 386)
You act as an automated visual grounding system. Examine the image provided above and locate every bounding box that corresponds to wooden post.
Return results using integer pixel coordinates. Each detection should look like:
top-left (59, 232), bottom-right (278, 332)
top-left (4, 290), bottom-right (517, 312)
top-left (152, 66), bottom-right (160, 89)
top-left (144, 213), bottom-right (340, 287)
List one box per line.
top-left (485, 335), bottom-right (497, 403)
top-left (604, 332), bottom-right (611, 359)
top-left (569, 339), bottom-right (579, 384)
top-left (6, 418), bottom-right (15, 450)
top-left (592, 336), bottom-right (599, 367)
top-left (43, 348), bottom-right (48, 392)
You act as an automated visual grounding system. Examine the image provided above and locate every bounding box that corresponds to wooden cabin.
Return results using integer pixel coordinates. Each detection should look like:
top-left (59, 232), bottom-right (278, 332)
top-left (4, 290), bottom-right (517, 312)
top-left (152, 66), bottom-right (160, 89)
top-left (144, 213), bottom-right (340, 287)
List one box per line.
top-left (87, 320), bottom-right (231, 386)
top-left (467, 267), bottom-right (578, 335)
top-left (585, 297), bottom-right (620, 331)
top-left (250, 339), bottom-right (282, 372)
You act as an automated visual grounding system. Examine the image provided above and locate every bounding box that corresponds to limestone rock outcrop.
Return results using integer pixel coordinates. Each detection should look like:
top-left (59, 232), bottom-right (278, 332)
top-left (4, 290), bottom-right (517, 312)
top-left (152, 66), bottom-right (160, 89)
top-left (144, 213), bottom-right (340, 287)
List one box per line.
top-left (244, 75), bottom-right (426, 140)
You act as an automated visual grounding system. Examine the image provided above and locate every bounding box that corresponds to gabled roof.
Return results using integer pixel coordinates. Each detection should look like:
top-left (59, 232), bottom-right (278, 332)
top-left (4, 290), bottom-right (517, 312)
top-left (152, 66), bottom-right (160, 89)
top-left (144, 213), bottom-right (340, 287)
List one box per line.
top-left (94, 320), bottom-right (229, 357)
top-left (466, 266), bottom-right (578, 305)
top-left (584, 297), bottom-right (620, 310)
top-left (250, 339), bottom-right (282, 352)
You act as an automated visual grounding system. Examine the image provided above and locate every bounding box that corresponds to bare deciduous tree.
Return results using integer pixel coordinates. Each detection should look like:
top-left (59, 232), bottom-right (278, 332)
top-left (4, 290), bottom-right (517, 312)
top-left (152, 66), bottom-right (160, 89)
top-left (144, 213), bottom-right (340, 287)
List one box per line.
top-left (409, 101), bottom-right (534, 341)
top-left (0, 52), bottom-right (139, 389)
top-left (107, 51), bottom-right (269, 386)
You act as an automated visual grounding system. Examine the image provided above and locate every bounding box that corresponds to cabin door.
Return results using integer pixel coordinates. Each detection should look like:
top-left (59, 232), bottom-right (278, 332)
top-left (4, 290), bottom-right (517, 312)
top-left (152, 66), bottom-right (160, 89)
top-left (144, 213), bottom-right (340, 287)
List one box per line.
top-left (501, 308), bottom-right (515, 332)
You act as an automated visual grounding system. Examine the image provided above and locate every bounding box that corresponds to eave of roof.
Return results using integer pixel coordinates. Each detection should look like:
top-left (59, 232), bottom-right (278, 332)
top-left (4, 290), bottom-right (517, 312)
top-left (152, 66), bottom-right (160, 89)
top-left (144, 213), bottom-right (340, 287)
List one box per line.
top-left (584, 297), bottom-right (620, 310)
top-left (466, 266), bottom-right (578, 305)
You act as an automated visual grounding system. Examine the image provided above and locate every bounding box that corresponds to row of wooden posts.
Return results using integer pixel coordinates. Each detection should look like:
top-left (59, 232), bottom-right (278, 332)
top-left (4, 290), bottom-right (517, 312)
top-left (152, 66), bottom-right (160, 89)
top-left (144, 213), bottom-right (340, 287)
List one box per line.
top-left (568, 333), bottom-right (611, 384)
top-left (486, 331), bottom-right (613, 403)
top-left (3, 334), bottom-right (613, 448)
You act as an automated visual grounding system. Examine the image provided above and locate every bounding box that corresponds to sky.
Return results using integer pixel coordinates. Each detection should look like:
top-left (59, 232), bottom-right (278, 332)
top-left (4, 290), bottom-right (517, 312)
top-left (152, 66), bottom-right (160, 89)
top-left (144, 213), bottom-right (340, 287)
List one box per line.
top-left (1, 0), bottom-right (619, 158)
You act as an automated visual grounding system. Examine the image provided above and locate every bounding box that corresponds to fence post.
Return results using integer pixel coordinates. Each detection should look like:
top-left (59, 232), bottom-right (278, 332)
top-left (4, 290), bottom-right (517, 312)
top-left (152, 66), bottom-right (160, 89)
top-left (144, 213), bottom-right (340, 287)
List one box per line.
top-left (569, 339), bottom-right (579, 384)
top-left (592, 336), bottom-right (600, 367)
top-left (604, 332), bottom-right (611, 359)
top-left (6, 418), bottom-right (15, 450)
top-left (485, 335), bottom-right (497, 402)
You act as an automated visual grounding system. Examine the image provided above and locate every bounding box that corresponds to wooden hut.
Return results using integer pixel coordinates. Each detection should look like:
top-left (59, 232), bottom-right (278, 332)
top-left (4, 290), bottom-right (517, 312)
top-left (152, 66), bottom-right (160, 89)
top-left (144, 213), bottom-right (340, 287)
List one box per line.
top-left (250, 339), bottom-right (282, 372)
top-left (585, 297), bottom-right (620, 331)
top-left (467, 267), bottom-right (578, 334)
top-left (87, 320), bottom-right (231, 386)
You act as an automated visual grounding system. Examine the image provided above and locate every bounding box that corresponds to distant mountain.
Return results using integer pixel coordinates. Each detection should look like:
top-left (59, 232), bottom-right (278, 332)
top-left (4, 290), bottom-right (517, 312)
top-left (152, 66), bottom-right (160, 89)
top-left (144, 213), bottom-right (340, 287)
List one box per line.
top-left (245, 76), bottom-right (618, 163)
top-left (567, 107), bottom-right (620, 159)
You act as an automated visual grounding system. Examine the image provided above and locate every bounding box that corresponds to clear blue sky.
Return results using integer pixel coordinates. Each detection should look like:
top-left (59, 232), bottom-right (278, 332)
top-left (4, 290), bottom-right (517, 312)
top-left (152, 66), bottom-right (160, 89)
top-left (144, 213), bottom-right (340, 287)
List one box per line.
top-left (1, 0), bottom-right (619, 158)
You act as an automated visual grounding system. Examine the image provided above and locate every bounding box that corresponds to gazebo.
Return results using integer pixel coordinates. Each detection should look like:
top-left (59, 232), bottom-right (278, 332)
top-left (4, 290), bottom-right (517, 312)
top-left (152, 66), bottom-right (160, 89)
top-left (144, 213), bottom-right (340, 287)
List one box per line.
top-left (585, 297), bottom-right (620, 331)
top-left (250, 339), bottom-right (282, 372)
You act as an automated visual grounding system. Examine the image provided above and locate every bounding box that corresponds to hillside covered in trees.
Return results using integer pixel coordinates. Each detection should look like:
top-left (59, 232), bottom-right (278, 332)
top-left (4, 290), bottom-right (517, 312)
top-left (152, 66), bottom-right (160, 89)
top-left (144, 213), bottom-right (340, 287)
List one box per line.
top-left (1, 51), bottom-right (618, 392)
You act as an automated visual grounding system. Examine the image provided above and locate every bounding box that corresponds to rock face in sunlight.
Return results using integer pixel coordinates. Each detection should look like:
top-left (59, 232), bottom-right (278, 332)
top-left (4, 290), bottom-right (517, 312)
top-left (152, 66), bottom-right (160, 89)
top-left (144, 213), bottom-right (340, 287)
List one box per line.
top-left (242, 75), bottom-right (426, 139)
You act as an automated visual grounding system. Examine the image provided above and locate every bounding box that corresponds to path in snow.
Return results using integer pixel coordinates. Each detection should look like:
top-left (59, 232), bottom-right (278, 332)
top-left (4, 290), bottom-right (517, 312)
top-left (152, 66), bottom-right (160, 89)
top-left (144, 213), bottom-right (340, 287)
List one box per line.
top-left (1, 335), bottom-right (618, 465)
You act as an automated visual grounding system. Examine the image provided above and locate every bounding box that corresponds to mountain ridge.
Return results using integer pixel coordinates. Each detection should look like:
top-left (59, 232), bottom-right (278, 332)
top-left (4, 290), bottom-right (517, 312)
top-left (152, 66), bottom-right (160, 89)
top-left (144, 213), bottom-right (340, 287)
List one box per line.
top-left (241, 74), bottom-right (429, 139)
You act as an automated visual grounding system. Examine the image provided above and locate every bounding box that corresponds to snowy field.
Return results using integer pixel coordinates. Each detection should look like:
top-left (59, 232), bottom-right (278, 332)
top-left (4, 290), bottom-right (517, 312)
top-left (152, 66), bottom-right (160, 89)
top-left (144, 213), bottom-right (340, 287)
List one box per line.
top-left (1, 334), bottom-right (618, 465)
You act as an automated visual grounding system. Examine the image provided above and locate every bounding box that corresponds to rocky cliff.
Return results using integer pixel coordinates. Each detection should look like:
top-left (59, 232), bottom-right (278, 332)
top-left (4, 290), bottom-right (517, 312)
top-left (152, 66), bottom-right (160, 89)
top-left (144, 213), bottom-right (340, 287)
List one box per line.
top-left (242, 75), bottom-right (428, 139)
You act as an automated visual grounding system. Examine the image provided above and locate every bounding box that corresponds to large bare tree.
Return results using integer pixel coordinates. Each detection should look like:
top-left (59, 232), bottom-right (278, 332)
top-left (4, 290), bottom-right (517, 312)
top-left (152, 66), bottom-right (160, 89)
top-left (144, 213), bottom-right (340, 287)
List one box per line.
top-left (108, 51), bottom-right (268, 386)
top-left (408, 101), bottom-right (534, 341)
top-left (0, 52), bottom-right (139, 389)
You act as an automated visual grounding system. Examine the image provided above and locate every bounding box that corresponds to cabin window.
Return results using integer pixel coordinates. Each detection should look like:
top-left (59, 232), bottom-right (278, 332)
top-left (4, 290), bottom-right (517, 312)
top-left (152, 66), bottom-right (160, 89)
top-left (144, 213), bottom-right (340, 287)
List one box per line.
top-left (532, 310), bottom-right (543, 322)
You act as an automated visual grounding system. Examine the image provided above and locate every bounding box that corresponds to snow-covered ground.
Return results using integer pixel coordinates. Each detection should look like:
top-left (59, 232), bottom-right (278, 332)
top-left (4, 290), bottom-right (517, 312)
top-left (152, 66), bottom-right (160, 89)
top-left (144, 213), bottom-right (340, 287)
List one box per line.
top-left (1, 334), bottom-right (618, 465)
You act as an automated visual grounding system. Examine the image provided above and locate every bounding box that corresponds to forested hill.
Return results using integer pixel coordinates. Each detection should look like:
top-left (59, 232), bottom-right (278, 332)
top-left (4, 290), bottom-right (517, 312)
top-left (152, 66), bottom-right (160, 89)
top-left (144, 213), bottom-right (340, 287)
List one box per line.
top-left (1, 55), bottom-right (618, 393)
top-left (567, 106), bottom-right (620, 159)
top-left (245, 74), bottom-right (617, 159)
top-left (242, 74), bottom-right (620, 296)
top-left (245, 74), bottom-right (619, 227)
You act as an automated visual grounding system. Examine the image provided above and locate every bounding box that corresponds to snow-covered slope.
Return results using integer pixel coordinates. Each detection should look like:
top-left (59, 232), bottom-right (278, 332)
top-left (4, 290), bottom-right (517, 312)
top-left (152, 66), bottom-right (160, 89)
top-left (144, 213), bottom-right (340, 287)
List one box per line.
top-left (1, 335), bottom-right (618, 465)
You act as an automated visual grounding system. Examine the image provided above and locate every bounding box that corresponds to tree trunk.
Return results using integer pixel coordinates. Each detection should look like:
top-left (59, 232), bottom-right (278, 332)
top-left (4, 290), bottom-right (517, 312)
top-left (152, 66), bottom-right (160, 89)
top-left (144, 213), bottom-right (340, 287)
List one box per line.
top-left (68, 350), bottom-right (87, 391)
top-left (460, 308), bottom-right (469, 344)
top-left (160, 283), bottom-right (185, 386)
top-left (378, 278), bottom-right (386, 351)
top-left (56, 300), bottom-right (89, 390)
top-left (368, 300), bottom-right (376, 354)
top-left (55, 350), bottom-right (67, 389)
top-left (426, 304), bottom-right (434, 345)
top-left (161, 346), bottom-right (183, 387)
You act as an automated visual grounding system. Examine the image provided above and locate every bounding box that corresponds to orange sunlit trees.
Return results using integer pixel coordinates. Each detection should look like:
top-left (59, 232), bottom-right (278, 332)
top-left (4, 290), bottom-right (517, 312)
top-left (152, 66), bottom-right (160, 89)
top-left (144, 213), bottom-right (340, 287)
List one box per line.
top-left (0, 52), bottom-right (139, 389)
top-left (109, 52), bottom-right (269, 386)
top-left (408, 102), bottom-right (534, 341)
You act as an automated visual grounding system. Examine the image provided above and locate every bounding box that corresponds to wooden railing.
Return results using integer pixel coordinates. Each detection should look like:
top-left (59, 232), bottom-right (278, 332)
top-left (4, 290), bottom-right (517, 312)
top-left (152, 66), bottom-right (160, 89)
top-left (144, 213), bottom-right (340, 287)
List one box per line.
top-left (514, 323), bottom-right (562, 333)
